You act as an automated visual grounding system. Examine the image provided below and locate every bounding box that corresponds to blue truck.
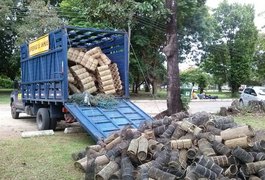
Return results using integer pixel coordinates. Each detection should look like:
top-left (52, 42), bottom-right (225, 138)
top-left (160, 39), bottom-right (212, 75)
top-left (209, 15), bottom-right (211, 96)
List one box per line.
top-left (10, 26), bottom-right (152, 141)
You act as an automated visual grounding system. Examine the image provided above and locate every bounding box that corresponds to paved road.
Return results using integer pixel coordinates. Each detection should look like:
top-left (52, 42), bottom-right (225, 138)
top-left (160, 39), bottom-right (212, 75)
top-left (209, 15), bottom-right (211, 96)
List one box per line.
top-left (0, 104), bottom-right (36, 139)
top-left (0, 99), bottom-right (233, 139)
top-left (132, 99), bottom-right (233, 116)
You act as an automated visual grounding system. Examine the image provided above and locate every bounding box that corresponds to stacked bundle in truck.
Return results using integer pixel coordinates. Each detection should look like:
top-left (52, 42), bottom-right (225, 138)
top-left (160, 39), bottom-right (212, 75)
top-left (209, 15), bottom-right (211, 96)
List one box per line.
top-left (68, 71), bottom-right (75, 84)
top-left (98, 53), bottom-right (111, 66)
top-left (96, 65), bottom-right (116, 94)
top-left (70, 65), bottom-right (97, 94)
top-left (67, 47), bottom-right (123, 95)
top-left (67, 48), bottom-right (86, 64)
top-left (68, 83), bottom-right (81, 93)
top-left (68, 70), bottom-right (80, 93)
top-left (67, 48), bottom-right (75, 62)
top-left (109, 63), bottom-right (122, 93)
top-left (80, 47), bottom-right (100, 72)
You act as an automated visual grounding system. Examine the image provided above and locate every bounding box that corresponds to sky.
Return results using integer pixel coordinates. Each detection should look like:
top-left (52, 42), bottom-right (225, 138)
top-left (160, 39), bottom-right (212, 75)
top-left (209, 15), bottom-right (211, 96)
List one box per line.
top-left (179, 0), bottom-right (265, 71)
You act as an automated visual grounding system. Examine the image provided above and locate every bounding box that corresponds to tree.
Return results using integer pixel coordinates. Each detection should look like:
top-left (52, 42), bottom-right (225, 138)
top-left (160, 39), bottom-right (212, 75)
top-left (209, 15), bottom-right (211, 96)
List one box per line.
top-left (0, 0), bottom-right (18, 80)
top-left (252, 33), bottom-right (265, 84)
top-left (202, 43), bottom-right (229, 92)
top-left (16, 0), bottom-right (64, 44)
top-left (205, 1), bottom-right (258, 96)
top-left (0, 0), bottom-right (64, 79)
top-left (180, 68), bottom-right (211, 93)
top-left (177, 0), bottom-right (213, 62)
top-left (164, 0), bottom-right (182, 114)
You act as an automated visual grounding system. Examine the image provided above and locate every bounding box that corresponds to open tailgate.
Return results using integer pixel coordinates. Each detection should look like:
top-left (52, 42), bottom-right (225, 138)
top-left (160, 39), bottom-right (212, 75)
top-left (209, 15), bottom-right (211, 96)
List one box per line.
top-left (64, 99), bottom-right (152, 141)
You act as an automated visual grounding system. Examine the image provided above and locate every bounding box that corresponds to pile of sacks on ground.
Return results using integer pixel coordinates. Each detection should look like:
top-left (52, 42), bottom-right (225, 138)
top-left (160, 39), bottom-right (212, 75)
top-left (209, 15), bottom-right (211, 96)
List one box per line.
top-left (71, 111), bottom-right (265, 180)
top-left (220, 100), bottom-right (265, 116)
top-left (67, 47), bottom-right (123, 96)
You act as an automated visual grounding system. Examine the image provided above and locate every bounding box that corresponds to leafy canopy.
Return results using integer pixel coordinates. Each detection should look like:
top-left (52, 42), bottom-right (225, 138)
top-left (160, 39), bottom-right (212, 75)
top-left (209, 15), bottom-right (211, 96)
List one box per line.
top-left (204, 0), bottom-right (257, 95)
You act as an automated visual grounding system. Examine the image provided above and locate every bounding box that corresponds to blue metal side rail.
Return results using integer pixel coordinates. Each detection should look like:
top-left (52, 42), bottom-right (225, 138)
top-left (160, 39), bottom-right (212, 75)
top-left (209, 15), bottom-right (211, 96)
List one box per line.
top-left (64, 99), bottom-right (152, 141)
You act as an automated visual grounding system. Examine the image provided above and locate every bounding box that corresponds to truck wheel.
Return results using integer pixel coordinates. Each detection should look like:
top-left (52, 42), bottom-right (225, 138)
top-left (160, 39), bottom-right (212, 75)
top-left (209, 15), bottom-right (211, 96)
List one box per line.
top-left (11, 102), bottom-right (19, 119)
top-left (36, 108), bottom-right (50, 130)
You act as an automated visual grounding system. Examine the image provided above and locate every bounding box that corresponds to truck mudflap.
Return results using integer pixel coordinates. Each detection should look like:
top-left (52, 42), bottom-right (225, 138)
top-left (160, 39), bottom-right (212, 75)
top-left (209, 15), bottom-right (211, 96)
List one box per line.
top-left (64, 99), bottom-right (152, 141)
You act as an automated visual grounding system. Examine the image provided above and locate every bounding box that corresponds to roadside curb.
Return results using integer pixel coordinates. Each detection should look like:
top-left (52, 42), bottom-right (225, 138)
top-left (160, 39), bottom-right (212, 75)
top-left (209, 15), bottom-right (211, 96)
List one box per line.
top-left (131, 100), bottom-right (166, 103)
top-left (191, 99), bottom-right (235, 102)
top-left (132, 99), bottom-right (235, 103)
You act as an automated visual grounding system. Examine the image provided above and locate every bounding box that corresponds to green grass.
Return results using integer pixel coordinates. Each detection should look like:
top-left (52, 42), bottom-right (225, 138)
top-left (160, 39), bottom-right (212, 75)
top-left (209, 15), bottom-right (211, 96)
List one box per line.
top-left (206, 91), bottom-right (233, 99)
top-left (0, 89), bottom-right (12, 104)
top-left (0, 132), bottom-right (94, 179)
top-left (234, 114), bottom-right (265, 130)
top-left (130, 90), bottom-right (167, 100)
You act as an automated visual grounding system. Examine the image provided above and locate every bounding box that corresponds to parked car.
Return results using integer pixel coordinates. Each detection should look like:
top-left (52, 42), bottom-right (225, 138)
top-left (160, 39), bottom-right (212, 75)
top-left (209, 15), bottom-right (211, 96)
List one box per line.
top-left (239, 86), bottom-right (265, 106)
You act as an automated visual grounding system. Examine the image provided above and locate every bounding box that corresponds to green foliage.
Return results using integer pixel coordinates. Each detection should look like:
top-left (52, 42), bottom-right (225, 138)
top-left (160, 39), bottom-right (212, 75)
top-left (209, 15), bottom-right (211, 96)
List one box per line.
top-left (68, 93), bottom-right (118, 109)
top-left (180, 68), bottom-right (211, 93)
top-left (0, 0), bottom-right (13, 27)
top-left (181, 96), bottom-right (190, 111)
top-left (204, 1), bottom-right (258, 95)
top-left (60, 0), bottom-right (168, 29)
top-left (16, 0), bottom-right (64, 44)
top-left (252, 33), bottom-right (265, 84)
top-left (177, 0), bottom-right (212, 61)
top-left (0, 0), bottom-right (64, 79)
top-left (202, 44), bottom-right (229, 88)
top-left (0, 0), bottom-right (18, 80)
top-left (0, 76), bottom-right (13, 89)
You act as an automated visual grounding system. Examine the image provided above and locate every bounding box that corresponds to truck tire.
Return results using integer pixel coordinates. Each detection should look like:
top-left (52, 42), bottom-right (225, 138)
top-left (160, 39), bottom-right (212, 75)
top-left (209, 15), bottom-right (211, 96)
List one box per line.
top-left (11, 102), bottom-right (19, 119)
top-left (36, 108), bottom-right (50, 130)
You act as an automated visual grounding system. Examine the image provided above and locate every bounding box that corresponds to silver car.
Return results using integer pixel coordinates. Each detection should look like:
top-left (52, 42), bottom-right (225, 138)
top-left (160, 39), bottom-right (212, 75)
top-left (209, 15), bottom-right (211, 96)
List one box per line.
top-left (239, 86), bottom-right (265, 106)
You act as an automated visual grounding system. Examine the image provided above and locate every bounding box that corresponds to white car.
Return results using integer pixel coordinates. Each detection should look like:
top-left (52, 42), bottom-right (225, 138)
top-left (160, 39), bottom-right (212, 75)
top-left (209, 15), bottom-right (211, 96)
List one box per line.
top-left (239, 86), bottom-right (265, 106)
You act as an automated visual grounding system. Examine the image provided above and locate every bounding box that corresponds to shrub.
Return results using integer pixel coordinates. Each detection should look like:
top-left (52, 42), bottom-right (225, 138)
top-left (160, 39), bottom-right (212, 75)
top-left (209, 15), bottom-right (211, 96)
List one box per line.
top-left (0, 76), bottom-right (13, 89)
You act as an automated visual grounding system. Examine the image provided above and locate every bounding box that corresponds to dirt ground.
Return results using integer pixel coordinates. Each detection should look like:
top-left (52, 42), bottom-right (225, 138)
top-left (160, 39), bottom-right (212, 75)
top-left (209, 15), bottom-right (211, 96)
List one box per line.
top-left (0, 104), bottom-right (37, 139)
top-left (0, 104), bottom-right (77, 139)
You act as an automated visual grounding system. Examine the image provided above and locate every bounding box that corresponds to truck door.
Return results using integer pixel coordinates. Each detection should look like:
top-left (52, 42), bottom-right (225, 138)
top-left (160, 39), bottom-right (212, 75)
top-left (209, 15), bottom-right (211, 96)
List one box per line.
top-left (13, 82), bottom-right (24, 109)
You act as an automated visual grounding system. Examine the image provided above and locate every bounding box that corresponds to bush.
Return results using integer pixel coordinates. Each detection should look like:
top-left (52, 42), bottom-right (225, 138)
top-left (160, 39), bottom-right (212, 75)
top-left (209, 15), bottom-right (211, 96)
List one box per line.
top-left (181, 96), bottom-right (190, 111)
top-left (0, 76), bottom-right (13, 89)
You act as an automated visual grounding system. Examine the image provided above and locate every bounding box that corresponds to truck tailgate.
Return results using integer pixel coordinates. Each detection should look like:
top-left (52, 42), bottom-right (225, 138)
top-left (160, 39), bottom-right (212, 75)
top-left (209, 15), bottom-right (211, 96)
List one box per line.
top-left (64, 99), bottom-right (152, 141)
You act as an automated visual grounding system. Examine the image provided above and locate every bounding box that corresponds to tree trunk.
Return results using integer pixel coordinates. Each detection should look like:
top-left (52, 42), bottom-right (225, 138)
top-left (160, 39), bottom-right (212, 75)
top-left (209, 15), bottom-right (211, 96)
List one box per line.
top-left (152, 81), bottom-right (157, 95)
top-left (132, 83), bottom-right (135, 93)
top-left (135, 77), bottom-right (141, 94)
top-left (135, 84), bottom-right (138, 94)
top-left (164, 0), bottom-right (183, 115)
top-left (200, 88), bottom-right (204, 94)
top-left (145, 83), bottom-right (150, 92)
top-left (218, 84), bottom-right (222, 92)
top-left (231, 84), bottom-right (239, 97)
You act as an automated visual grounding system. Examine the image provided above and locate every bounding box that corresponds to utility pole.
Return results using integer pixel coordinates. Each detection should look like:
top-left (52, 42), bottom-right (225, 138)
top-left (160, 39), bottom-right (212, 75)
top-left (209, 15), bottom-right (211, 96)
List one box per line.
top-left (164, 0), bottom-right (183, 115)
